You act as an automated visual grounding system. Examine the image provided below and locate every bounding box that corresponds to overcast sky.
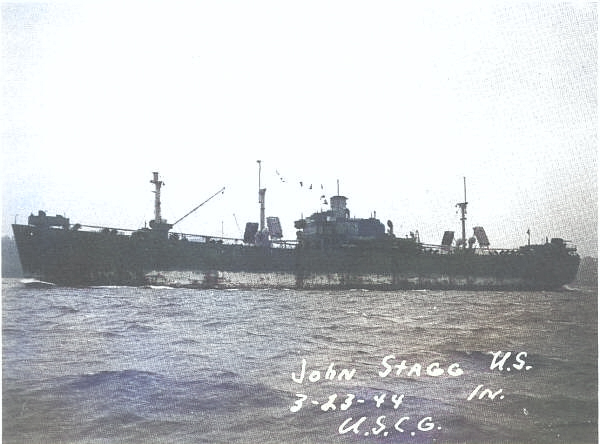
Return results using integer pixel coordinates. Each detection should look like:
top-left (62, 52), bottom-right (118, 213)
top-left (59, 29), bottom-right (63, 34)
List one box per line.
top-left (2, 1), bottom-right (597, 256)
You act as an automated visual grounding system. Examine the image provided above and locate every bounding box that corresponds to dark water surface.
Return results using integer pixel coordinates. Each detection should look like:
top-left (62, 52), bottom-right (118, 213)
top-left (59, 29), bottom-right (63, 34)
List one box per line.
top-left (3, 279), bottom-right (597, 443)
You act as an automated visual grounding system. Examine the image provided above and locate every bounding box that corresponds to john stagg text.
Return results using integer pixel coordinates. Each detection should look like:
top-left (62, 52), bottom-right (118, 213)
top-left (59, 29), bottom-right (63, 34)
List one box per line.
top-left (292, 354), bottom-right (464, 384)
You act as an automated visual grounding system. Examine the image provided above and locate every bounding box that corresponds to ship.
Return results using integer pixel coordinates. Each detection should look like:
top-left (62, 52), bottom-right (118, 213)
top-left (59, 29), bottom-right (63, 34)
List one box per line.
top-left (11, 170), bottom-right (580, 290)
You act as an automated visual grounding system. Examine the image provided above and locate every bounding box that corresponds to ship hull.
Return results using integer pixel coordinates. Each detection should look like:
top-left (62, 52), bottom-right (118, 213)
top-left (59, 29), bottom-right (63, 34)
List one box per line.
top-left (12, 224), bottom-right (580, 290)
top-left (294, 243), bottom-right (581, 290)
top-left (11, 224), bottom-right (296, 287)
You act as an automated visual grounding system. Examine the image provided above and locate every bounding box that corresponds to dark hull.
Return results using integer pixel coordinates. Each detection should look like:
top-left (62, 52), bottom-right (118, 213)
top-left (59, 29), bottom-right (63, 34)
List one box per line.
top-left (12, 224), bottom-right (580, 290)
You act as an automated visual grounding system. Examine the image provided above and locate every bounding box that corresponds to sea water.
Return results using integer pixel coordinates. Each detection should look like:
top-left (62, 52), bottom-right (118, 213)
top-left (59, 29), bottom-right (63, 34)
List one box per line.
top-left (2, 278), bottom-right (597, 443)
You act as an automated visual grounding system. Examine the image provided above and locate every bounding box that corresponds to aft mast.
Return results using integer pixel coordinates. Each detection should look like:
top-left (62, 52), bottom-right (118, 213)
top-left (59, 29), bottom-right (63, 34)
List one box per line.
top-left (456, 177), bottom-right (468, 248)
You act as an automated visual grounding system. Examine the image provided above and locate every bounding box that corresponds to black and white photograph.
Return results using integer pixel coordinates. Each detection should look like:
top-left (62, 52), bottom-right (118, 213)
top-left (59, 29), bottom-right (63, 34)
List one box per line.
top-left (2, 2), bottom-right (597, 443)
